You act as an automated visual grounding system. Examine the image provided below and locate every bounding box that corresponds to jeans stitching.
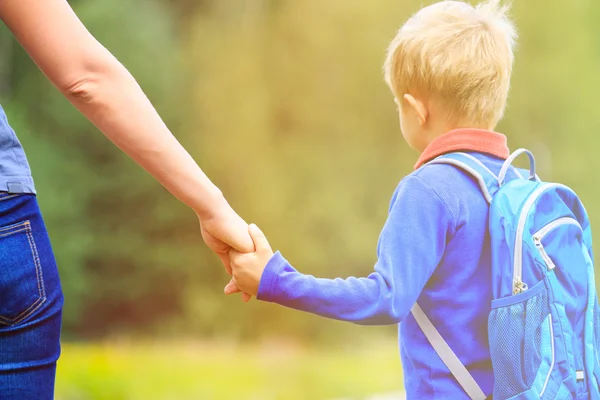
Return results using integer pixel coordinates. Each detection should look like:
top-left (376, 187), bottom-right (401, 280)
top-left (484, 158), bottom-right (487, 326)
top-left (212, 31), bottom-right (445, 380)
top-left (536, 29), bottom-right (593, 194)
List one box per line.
top-left (0, 194), bottom-right (19, 202)
top-left (26, 227), bottom-right (45, 298)
top-left (0, 220), bottom-right (28, 234)
top-left (0, 222), bottom-right (47, 325)
top-left (0, 228), bottom-right (29, 238)
top-left (0, 297), bottom-right (46, 325)
top-left (11, 297), bottom-right (46, 326)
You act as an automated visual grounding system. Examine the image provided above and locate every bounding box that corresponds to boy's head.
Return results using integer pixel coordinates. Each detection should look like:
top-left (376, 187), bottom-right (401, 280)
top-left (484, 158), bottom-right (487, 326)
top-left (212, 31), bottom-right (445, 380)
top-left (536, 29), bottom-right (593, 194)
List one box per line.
top-left (384, 0), bottom-right (517, 151)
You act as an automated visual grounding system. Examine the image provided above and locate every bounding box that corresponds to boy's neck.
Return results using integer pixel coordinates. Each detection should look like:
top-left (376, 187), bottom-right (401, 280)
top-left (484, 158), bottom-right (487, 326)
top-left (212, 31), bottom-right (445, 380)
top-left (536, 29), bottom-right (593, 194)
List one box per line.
top-left (414, 128), bottom-right (509, 170)
top-left (418, 117), bottom-right (492, 150)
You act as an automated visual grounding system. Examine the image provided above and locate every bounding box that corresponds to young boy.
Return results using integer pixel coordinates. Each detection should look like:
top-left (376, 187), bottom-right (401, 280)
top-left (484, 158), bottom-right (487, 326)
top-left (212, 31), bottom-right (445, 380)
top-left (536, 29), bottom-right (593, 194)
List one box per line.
top-left (227, 0), bottom-right (516, 398)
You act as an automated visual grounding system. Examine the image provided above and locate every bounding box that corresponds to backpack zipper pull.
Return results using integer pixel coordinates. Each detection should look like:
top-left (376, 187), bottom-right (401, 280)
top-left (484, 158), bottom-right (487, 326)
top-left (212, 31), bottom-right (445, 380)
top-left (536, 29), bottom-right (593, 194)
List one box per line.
top-left (533, 236), bottom-right (556, 270)
top-left (513, 279), bottom-right (528, 294)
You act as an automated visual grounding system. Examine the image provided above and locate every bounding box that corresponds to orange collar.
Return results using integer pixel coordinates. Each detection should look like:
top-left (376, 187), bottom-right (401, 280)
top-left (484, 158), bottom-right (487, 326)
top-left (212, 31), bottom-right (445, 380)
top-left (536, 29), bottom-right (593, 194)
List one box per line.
top-left (414, 128), bottom-right (509, 170)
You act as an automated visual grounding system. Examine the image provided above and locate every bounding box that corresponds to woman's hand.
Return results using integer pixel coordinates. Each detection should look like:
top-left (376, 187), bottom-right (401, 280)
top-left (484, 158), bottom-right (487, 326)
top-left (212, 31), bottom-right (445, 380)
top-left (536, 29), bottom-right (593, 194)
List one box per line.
top-left (227, 224), bottom-right (273, 297)
top-left (199, 203), bottom-right (255, 301)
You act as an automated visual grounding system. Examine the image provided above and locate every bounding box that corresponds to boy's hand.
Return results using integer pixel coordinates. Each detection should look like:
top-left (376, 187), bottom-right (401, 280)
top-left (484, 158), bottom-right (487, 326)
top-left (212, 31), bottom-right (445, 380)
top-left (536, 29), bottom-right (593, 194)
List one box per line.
top-left (227, 224), bottom-right (273, 297)
top-left (198, 207), bottom-right (255, 302)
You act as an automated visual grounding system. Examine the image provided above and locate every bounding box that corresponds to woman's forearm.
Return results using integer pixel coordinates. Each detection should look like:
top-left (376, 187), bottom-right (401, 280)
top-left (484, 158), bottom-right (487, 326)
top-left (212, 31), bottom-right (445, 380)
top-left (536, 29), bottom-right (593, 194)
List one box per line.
top-left (63, 59), bottom-right (226, 219)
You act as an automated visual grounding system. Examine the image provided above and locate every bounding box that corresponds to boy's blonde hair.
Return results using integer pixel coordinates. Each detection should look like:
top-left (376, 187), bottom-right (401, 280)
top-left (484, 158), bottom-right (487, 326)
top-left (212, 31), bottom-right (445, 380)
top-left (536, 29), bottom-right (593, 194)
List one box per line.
top-left (384, 0), bottom-right (517, 128)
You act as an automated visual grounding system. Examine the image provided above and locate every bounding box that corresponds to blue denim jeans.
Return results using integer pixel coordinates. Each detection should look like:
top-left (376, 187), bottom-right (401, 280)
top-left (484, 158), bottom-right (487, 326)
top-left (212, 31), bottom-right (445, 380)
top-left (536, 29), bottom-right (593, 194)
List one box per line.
top-left (0, 192), bottom-right (63, 399)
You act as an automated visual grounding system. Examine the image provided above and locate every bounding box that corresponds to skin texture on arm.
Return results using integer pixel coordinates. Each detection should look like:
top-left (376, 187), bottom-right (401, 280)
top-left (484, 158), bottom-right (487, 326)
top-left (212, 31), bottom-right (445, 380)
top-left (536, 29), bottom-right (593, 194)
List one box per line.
top-left (0, 0), bottom-right (253, 299)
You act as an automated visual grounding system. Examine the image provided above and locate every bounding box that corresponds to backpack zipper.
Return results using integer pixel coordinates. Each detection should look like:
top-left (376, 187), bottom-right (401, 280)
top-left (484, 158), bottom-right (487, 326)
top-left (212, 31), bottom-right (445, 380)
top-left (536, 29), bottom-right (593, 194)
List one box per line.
top-left (533, 217), bottom-right (582, 270)
top-left (513, 183), bottom-right (555, 294)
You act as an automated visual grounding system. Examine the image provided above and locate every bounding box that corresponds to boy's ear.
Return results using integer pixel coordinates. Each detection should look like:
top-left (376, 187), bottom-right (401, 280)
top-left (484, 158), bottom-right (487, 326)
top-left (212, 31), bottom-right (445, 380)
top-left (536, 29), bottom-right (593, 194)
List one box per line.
top-left (403, 94), bottom-right (428, 126)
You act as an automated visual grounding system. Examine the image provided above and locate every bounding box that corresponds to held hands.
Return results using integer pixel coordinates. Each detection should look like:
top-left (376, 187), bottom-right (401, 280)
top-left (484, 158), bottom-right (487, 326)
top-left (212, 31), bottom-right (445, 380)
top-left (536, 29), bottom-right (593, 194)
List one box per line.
top-left (198, 203), bottom-right (255, 302)
top-left (226, 224), bottom-right (273, 297)
top-left (197, 196), bottom-right (272, 299)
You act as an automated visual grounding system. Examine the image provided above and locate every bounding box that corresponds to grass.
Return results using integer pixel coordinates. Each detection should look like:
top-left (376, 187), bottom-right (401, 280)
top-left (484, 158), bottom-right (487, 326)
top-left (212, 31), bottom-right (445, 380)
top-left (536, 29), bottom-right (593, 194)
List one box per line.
top-left (56, 340), bottom-right (403, 400)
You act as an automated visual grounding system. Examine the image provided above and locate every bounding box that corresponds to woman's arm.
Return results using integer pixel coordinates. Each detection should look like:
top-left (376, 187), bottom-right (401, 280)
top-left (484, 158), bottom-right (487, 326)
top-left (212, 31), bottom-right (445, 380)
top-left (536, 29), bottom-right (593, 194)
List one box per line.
top-left (0, 0), bottom-right (254, 295)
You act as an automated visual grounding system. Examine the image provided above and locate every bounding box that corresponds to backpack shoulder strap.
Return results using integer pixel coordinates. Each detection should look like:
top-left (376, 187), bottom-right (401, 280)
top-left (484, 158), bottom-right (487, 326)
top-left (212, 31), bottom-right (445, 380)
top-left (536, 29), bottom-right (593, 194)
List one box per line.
top-left (411, 303), bottom-right (487, 400)
top-left (426, 152), bottom-right (500, 203)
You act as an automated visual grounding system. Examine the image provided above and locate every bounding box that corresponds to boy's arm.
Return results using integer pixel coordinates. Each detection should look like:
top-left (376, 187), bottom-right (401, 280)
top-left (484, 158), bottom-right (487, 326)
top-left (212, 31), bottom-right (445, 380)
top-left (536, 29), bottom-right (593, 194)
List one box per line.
top-left (230, 175), bottom-right (456, 325)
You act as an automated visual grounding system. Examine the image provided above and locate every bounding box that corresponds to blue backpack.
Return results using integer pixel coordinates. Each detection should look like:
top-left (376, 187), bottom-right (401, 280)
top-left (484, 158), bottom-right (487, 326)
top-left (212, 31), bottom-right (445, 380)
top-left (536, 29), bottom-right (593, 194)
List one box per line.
top-left (411, 149), bottom-right (599, 399)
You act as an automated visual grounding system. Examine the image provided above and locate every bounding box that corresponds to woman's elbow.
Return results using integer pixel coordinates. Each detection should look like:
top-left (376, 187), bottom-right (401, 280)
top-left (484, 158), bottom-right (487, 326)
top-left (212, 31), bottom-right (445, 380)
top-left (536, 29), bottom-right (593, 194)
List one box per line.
top-left (60, 58), bottom-right (126, 104)
top-left (62, 75), bottom-right (98, 103)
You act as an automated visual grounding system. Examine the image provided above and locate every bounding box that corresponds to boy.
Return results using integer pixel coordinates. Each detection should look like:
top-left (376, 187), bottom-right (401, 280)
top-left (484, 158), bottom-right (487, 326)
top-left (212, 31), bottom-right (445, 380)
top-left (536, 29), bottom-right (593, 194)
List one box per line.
top-left (227, 0), bottom-right (516, 398)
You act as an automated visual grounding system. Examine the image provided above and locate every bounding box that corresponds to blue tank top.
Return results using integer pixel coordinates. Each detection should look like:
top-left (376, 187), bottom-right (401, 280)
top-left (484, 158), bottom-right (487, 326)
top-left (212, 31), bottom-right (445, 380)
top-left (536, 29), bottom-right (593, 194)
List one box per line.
top-left (0, 105), bottom-right (35, 194)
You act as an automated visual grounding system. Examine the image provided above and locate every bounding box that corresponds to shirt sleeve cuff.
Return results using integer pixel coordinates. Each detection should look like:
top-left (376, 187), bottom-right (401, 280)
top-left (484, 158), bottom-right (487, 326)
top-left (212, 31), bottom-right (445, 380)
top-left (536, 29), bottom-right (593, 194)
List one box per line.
top-left (257, 251), bottom-right (287, 302)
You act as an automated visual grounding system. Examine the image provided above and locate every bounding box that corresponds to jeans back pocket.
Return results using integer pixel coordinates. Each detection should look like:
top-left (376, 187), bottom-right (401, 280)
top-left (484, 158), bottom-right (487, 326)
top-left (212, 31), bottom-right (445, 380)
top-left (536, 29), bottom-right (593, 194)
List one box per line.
top-left (0, 220), bottom-right (46, 325)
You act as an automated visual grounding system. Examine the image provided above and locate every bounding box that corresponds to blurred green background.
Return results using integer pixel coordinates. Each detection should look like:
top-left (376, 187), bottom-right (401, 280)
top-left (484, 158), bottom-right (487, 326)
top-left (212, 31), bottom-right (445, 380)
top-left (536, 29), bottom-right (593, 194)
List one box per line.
top-left (1, 0), bottom-right (599, 399)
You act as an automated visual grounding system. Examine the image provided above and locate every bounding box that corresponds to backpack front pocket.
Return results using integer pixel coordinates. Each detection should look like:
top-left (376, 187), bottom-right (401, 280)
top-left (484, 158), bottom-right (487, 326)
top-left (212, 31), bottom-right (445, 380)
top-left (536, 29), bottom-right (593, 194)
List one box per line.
top-left (489, 279), bottom-right (557, 399)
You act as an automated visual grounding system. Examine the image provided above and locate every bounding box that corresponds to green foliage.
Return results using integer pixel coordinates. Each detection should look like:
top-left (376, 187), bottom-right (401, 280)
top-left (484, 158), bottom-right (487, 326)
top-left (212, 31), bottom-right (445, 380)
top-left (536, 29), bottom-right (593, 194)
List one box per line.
top-left (2, 0), bottom-right (600, 342)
